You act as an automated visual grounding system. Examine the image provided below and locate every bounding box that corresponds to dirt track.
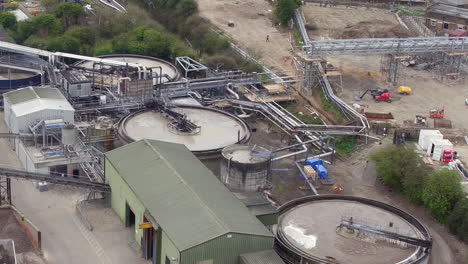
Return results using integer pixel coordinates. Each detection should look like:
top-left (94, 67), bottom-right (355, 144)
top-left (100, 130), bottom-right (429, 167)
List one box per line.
top-left (302, 4), bottom-right (412, 39)
top-left (197, 0), bottom-right (295, 73)
top-left (329, 55), bottom-right (468, 133)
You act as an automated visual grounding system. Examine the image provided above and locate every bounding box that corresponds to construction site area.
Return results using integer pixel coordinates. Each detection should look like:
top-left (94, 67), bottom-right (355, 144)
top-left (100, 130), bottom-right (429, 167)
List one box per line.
top-left (0, 0), bottom-right (467, 263)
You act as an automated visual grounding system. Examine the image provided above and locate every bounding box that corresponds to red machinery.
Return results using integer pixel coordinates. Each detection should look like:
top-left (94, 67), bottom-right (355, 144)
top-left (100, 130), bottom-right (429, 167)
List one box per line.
top-left (374, 92), bottom-right (392, 103)
top-left (356, 89), bottom-right (392, 103)
top-left (442, 150), bottom-right (454, 163)
top-left (429, 106), bottom-right (445, 119)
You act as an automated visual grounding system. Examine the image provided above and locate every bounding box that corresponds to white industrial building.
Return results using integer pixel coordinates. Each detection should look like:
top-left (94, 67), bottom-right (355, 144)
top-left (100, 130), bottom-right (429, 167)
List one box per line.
top-left (3, 86), bottom-right (84, 176)
top-left (3, 86), bottom-right (75, 134)
top-left (60, 71), bottom-right (92, 98)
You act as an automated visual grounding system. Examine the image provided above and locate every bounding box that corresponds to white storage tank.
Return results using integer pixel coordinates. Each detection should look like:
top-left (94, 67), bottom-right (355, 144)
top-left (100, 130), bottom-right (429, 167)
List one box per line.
top-left (418, 129), bottom-right (443, 150)
top-left (61, 124), bottom-right (77, 145)
top-left (427, 139), bottom-right (453, 161)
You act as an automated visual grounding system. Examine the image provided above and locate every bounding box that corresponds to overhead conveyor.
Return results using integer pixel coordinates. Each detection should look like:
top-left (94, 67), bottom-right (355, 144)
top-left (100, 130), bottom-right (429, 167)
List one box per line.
top-left (0, 167), bottom-right (111, 192)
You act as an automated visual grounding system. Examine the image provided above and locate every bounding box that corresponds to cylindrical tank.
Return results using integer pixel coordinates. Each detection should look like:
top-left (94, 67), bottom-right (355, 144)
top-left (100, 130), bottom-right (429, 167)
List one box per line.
top-left (220, 145), bottom-right (271, 192)
top-left (91, 116), bottom-right (114, 151)
top-left (61, 124), bottom-right (77, 145)
top-left (275, 195), bottom-right (432, 264)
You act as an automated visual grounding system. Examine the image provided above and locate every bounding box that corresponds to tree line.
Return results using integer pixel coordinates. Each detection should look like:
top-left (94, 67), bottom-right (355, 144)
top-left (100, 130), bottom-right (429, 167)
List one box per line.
top-left (371, 146), bottom-right (468, 242)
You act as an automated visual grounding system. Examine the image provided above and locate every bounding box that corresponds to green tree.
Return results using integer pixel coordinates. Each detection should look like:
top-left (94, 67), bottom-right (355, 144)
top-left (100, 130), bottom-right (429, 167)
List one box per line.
top-left (448, 199), bottom-right (468, 241)
top-left (65, 26), bottom-right (96, 54)
top-left (32, 14), bottom-right (61, 37)
top-left (54, 3), bottom-right (85, 29)
top-left (46, 36), bottom-right (80, 53)
top-left (112, 34), bottom-right (129, 53)
top-left (371, 146), bottom-right (427, 199)
top-left (422, 169), bottom-right (463, 223)
top-left (275, 0), bottom-right (298, 26)
top-left (93, 41), bottom-right (113, 56)
top-left (175, 0), bottom-right (197, 17)
top-left (23, 35), bottom-right (48, 49)
top-left (0, 12), bottom-right (17, 30)
top-left (41, 0), bottom-right (61, 11)
top-left (15, 20), bottom-right (36, 43)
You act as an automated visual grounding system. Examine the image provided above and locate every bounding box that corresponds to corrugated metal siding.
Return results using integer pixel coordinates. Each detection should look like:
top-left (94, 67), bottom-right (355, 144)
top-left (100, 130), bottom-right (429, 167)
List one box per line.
top-left (160, 230), bottom-right (180, 264)
top-left (181, 233), bottom-right (274, 264)
top-left (16, 109), bottom-right (74, 133)
top-left (240, 250), bottom-right (285, 264)
top-left (256, 214), bottom-right (278, 227)
top-left (4, 98), bottom-right (11, 129)
top-left (106, 161), bottom-right (146, 245)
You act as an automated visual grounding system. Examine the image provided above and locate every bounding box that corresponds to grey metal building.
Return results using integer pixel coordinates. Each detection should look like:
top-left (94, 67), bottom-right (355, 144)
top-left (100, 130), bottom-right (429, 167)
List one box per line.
top-left (60, 70), bottom-right (91, 98)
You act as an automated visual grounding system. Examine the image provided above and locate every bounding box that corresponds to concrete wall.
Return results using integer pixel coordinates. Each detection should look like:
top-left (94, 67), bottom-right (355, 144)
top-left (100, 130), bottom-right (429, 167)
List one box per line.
top-left (16, 140), bottom-right (49, 174)
top-left (105, 160), bottom-right (146, 246)
top-left (181, 233), bottom-right (274, 264)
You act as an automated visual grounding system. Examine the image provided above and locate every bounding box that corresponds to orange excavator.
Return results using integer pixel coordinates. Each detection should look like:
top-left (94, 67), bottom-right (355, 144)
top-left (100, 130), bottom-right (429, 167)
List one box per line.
top-left (429, 106), bottom-right (445, 119)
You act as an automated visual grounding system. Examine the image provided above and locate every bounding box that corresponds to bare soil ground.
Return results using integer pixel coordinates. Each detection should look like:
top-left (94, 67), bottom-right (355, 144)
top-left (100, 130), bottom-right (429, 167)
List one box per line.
top-left (302, 4), bottom-right (412, 39)
top-left (330, 55), bottom-right (468, 133)
top-left (0, 209), bottom-right (45, 264)
top-left (196, 0), bottom-right (295, 73)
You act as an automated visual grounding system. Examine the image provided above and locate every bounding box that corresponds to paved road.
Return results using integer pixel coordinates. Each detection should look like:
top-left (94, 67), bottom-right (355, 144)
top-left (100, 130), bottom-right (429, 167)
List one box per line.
top-left (0, 116), bottom-right (101, 264)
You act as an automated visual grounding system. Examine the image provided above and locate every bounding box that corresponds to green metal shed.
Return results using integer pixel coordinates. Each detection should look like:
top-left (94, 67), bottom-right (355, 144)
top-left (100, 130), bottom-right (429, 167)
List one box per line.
top-left (105, 139), bottom-right (274, 264)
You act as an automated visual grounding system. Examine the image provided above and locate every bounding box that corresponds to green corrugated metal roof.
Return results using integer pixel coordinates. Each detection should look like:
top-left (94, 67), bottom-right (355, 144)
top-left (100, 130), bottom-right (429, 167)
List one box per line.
top-left (240, 250), bottom-right (286, 264)
top-left (105, 139), bottom-right (273, 251)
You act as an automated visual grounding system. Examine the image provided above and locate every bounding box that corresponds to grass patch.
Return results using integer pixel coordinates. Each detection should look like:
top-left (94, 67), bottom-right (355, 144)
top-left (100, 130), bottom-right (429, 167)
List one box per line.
top-left (285, 103), bottom-right (323, 125)
top-left (293, 27), bottom-right (304, 46)
top-left (318, 88), bottom-right (345, 121)
top-left (334, 136), bottom-right (357, 157)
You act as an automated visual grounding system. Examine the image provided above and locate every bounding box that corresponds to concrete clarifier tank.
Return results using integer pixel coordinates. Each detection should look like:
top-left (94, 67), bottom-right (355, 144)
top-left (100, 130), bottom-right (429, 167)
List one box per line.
top-left (220, 144), bottom-right (271, 192)
top-left (275, 195), bottom-right (432, 264)
top-left (61, 124), bottom-right (77, 145)
top-left (118, 106), bottom-right (251, 157)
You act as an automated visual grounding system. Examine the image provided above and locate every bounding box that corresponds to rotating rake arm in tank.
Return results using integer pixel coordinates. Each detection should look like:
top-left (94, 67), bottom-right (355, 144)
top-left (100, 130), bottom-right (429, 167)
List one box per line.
top-left (146, 99), bottom-right (200, 134)
top-left (339, 219), bottom-right (432, 248)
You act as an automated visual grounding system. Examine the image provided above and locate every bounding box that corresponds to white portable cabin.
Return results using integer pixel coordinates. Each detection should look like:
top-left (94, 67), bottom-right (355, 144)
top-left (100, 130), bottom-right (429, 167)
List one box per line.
top-left (427, 139), bottom-right (453, 161)
top-left (60, 70), bottom-right (92, 98)
top-left (418, 129), bottom-right (443, 150)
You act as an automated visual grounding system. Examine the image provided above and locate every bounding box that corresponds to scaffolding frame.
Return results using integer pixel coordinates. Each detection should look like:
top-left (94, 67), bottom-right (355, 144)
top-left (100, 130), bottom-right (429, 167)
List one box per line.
top-left (435, 51), bottom-right (467, 85)
top-left (0, 177), bottom-right (11, 205)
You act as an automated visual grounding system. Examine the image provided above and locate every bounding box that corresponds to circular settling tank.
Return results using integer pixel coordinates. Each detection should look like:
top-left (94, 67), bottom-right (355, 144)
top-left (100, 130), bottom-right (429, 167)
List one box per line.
top-left (276, 195), bottom-right (431, 264)
top-left (0, 55), bottom-right (46, 90)
top-left (220, 145), bottom-right (271, 192)
top-left (74, 54), bottom-right (180, 82)
top-left (118, 106), bottom-right (251, 156)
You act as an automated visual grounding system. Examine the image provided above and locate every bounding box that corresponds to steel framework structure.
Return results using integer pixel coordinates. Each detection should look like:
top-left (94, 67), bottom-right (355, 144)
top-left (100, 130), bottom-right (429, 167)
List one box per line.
top-left (0, 167), bottom-right (110, 192)
top-left (303, 37), bottom-right (468, 56)
top-left (0, 177), bottom-right (11, 205)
